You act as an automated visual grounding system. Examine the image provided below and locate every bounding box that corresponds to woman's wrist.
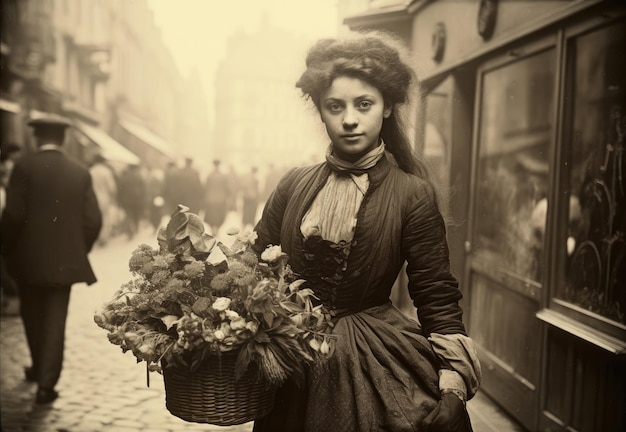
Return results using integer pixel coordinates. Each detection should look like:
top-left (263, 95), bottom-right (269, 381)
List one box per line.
top-left (438, 369), bottom-right (467, 397)
top-left (441, 388), bottom-right (467, 406)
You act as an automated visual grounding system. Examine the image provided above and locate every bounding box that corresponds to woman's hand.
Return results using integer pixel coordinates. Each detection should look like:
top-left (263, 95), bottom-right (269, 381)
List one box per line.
top-left (423, 392), bottom-right (473, 432)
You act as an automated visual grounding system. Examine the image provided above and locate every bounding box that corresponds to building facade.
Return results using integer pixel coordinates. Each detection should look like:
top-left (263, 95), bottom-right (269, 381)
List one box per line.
top-left (1, 0), bottom-right (210, 171)
top-left (340, 1), bottom-right (625, 431)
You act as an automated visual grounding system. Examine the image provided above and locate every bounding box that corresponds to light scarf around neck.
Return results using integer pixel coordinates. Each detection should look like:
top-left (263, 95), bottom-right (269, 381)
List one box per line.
top-left (325, 141), bottom-right (386, 175)
top-left (301, 142), bottom-right (386, 243)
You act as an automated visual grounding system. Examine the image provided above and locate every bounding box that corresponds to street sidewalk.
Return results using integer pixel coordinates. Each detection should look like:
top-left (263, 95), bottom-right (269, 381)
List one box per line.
top-left (1, 215), bottom-right (524, 432)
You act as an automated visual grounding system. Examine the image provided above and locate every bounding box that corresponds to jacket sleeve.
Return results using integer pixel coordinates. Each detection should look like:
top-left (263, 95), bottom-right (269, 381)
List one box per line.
top-left (402, 178), bottom-right (482, 399)
top-left (83, 172), bottom-right (102, 252)
top-left (401, 178), bottom-right (466, 337)
top-left (252, 167), bottom-right (298, 255)
top-left (1, 161), bottom-right (28, 254)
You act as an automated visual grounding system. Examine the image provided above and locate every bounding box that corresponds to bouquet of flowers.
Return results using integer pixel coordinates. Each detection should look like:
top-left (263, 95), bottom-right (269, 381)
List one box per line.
top-left (94, 205), bottom-right (335, 388)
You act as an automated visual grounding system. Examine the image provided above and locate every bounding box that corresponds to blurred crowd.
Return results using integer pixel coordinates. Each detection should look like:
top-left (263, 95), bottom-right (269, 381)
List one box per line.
top-left (0, 141), bottom-right (289, 315)
top-left (87, 156), bottom-right (288, 244)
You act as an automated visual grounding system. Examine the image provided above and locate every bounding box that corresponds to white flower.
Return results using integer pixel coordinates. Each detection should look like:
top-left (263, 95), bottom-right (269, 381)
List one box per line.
top-left (225, 226), bottom-right (240, 236)
top-left (230, 317), bottom-right (246, 331)
top-left (320, 339), bottom-right (330, 355)
top-left (237, 229), bottom-right (258, 245)
top-left (223, 336), bottom-right (238, 345)
top-left (214, 330), bottom-right (225, 340)
top-left (202, 332), bottom-right (216, 343)
top-left (245, 321), bottom-right (259, 334)
top-left (224, 310), bottom-right (240, 320)
top-left (124, 332), bottom-right (140, 345)
top-left (138, 342), bottom-right (155, 355)
top-left (220, 322), bottom-right (233, 334)
top-left (309, 338), bottom-right (321, 351)
top-left (291, 314), bottom-right (304, 326)
top-left (212, 297), bottom-right (231, 311)
top-left (261, 245), bottom-right (283, 263)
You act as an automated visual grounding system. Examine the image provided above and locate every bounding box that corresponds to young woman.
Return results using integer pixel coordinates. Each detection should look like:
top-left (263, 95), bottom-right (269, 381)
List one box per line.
top-left (252, 31), bottom-right (481, 432)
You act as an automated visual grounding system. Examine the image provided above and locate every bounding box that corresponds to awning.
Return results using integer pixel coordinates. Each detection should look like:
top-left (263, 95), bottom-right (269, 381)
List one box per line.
top-left (0, 98), bottom-right (21, 113)
top-left (74, 120), bottom-right (141, 165)
top-left (118, 118), bottom-right (175, 158)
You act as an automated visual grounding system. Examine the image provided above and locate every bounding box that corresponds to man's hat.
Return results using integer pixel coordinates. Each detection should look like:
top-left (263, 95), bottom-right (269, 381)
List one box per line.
top-left (27, 112), bottom-right (71, 129)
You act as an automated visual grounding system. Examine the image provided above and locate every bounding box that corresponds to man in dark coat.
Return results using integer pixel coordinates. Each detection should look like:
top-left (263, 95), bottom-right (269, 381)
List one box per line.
top-left (175, 157), bottom-right (203, 213)
top-left (1, 114), bottom-right (102, 404)
top-left (117, 163), bottom-right (147, 239)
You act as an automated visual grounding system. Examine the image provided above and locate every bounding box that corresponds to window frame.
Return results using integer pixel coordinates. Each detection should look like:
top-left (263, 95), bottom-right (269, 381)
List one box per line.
top-left (540, 10), bottom-right (626, 350)
top-left (468, 33), bottom-right (558, 295)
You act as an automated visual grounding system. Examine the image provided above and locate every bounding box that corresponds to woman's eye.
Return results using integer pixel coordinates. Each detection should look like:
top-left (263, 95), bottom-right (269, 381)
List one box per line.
top-left (327, 103), bottom-right (342, 112)
top-left (358, 101), bottom-right (372, 110)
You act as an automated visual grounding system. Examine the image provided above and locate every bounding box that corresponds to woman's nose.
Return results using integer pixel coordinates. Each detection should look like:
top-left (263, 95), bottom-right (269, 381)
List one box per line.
top-left (342, 108), bottom-right (358, 128)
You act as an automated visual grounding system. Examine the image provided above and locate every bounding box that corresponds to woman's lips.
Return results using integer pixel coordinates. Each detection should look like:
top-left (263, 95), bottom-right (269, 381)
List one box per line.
top-left (342, 134), bottom-right (363, 141)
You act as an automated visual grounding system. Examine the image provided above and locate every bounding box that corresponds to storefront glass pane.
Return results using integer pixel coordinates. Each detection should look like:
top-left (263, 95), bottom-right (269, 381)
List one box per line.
top-left (474, 49), bottom-right (555, 282)
top-left (557, 23), bottom-right (626, 324)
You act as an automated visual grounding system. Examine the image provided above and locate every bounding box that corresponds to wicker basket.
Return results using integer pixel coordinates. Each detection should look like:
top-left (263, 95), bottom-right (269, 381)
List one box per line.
top-left (162, 351), bottom-right (276, 425)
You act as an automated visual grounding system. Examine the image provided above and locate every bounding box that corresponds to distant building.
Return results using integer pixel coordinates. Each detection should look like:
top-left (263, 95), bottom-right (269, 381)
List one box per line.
top-left (212, 17), bottom-right (327, 171)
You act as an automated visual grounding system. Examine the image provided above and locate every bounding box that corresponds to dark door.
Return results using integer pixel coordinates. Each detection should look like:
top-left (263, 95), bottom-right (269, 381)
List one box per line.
top-left (465, 36), bottom-right (557, 431)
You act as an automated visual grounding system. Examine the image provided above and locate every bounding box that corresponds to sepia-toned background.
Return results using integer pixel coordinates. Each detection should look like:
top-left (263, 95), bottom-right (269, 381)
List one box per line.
top-left (1, 1), bottom-right (625, 431)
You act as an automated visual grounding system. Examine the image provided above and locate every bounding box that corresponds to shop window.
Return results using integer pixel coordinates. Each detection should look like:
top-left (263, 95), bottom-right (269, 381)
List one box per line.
top-left (474, 49), bottom-right (555, 283)
top-left (557, 22), bottom-right (626, 325)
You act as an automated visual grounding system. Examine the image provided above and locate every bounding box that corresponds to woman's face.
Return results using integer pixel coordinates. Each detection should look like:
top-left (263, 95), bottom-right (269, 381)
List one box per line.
top-left (320, 76), bottom-right (391, 162)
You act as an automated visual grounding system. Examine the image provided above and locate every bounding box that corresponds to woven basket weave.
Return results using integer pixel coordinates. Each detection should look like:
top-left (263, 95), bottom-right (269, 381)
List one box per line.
top-left (162, 351), bottom-right (276, 425)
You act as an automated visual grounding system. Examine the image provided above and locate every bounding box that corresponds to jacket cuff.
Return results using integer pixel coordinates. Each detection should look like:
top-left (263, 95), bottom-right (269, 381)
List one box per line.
top-left (438, 369), bottom-right (467, 400)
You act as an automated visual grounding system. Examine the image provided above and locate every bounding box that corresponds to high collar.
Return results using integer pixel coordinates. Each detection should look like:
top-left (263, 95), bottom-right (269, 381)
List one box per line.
top-left (320, 149), bottom-right (394, 192)
top-left (362, 150), bottom-right (394, 190)
top-left (326, 142), bottom-right (386, 175)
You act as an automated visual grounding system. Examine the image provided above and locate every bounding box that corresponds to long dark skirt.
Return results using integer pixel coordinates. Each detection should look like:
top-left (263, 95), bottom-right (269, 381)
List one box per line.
top-left (253, 303), bottom-right (443, 432)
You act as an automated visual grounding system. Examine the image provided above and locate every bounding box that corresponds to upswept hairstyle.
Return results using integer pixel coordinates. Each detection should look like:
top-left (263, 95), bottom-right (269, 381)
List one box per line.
top-left (295, 30), bottom-right (429, 179)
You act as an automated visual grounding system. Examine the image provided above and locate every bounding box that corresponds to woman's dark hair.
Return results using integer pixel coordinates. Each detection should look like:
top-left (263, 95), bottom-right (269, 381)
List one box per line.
top-left (295, 31), bottom-right (430, 179)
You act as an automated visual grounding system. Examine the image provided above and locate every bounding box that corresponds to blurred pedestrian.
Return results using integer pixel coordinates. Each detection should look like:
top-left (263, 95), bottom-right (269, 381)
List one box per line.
top-left (147, 168), bottom-right (165, 232)
top-left (0, 141), bottom-right (22, 190)
top-left (177, 157), bottom-right (204, 213)
top-left (240, 165), bottom-right (259, 228)
top-left (89, 153), bottom-right (119, 246)
top-left (226, 164), bottom-right (240, 211)
top-left (117, 163), bottom-right (147, 239)
top-left (162, 157), bottom-right (203, 214)
top-left (162, 160), bottom-right (179, 214)
top-left (261, 163), bottom-right (283, 205)
top-left (1, 115), bottom-right (102, 404)
top-left (252, 32), bottom-right (480, 431)
top-left (203, 159), bottom-right (231, 235)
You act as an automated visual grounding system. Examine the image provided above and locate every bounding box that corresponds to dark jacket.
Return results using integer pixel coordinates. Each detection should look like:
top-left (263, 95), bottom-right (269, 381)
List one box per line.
top-left (1, 148), bottom-right (102, 285)
top-left (254, 152), bottom-right (465, 336)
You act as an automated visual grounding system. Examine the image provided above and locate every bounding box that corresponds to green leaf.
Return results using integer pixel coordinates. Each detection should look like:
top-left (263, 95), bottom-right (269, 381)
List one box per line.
top-left (279, 301), bottom-right (303, 314)
top-left (254, 331), bottom-right (271, 344)
top-left (263, 311), bottom-right (274, 327)
top-left (192, 297), bottom-right (212, 315)
top-left (254, 344), bottom-right (267, 356)
top-left (235, 347), bottom-right (252, 381)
